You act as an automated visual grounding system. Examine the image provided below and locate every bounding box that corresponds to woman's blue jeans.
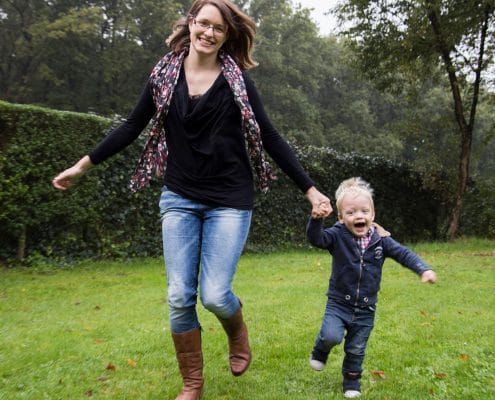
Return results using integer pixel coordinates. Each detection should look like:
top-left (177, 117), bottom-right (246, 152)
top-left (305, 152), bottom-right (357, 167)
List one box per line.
top-left (312, 299), bottom-right (375, 389)
top-left (159, 187), bottom-right (252, 333)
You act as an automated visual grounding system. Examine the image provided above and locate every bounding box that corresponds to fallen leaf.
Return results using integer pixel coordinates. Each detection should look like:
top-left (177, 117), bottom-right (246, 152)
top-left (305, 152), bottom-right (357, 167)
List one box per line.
top-left (371, 370), bottom-right (386, 379)
top-left (85, 389), bottom-right (93, 397)
top-left (105, 363), bottom-right (116, 371)
top-left (95, 339), bottom-right (105, 345)
top-left (459, 353), bottom-right (470, 362)
top-left (127, 358), bottom-right (137, 368)
top-left (94, 305), bottom-right (101, 311)
top-left (420, 310), bottom-right (428, 317)
top-left (97, 375), bottom-right (109, 382)
top-left (434, 372), bottom-right (447, 379)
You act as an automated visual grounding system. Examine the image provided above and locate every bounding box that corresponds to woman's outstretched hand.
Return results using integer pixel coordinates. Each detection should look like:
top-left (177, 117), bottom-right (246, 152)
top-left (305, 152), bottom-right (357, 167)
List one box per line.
top-left (52, 155), bottom-right (93, 191)
top-left (306, 186), bottom-right (332, 219)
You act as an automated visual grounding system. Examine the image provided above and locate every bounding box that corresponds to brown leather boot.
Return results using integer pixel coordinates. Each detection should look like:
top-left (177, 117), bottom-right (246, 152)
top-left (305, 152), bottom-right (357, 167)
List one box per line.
top-left (171, 328), bottom-right (203, 400)
top-left (218, 307), bottom-right (251, 376)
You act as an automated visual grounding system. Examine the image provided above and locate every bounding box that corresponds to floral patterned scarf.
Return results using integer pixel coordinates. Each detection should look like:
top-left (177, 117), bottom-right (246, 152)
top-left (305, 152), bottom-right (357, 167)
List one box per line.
top-left (129, 48), bottom-right (275, 193)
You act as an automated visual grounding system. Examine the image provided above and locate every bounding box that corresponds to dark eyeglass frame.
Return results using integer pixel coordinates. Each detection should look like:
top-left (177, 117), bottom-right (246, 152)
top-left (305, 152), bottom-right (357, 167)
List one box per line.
top-left (192, 18), bottom-right (227, 36)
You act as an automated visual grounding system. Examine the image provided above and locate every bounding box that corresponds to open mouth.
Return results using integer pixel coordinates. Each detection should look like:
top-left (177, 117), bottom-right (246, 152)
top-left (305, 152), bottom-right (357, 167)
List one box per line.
top-left (354, 222), bottom-right (366, 229)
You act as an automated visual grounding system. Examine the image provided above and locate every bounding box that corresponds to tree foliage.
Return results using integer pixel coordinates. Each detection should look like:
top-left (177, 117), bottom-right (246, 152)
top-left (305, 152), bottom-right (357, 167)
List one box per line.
top-left (0, 0), bottom-right (494, 251)
top-left (0, 0), bottom-right (182, 114)
top-left (0, 0), bottom-right (412, 155)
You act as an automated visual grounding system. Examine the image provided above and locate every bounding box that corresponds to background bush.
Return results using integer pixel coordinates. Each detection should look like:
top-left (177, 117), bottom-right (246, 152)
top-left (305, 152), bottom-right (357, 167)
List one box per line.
top-left (249, 146), bottom-right (448, 251)
top-left (0, 101), bottom-right (468, 264)
top-left (0, 101), bottom-right (161, 263)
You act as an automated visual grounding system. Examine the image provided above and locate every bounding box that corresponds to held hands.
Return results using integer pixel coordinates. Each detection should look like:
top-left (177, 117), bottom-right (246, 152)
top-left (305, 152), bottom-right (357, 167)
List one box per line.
top-left (306, 186), bottom-right (332, 219)
top-left (421, 270), bottom-right (437, 284)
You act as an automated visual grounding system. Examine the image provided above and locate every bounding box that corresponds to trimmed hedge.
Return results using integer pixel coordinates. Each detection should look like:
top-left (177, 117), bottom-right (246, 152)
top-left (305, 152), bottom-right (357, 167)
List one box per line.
top-left (0, 101), bottom-right (162, 263)
top-left (249, 146), bottom-right (447, 251)
top-left (0, 101), bottom-right (448, 264)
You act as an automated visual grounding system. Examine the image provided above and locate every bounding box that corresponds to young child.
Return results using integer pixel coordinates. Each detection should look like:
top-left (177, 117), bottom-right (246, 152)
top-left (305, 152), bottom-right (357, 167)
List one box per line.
top-left (306, 177), bottom-right (437, 398)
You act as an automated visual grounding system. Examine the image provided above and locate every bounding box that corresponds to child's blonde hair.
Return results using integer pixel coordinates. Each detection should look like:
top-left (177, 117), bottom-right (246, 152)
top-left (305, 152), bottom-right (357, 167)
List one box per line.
top-left (335, 177), bottom-right (374, 214)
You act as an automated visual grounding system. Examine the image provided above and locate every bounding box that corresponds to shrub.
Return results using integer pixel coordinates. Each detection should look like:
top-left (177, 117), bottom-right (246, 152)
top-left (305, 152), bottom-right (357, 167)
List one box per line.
top-left (249, 146), bottom-right (447, 251)
top-left (0, 101), bottom-right (452, 264)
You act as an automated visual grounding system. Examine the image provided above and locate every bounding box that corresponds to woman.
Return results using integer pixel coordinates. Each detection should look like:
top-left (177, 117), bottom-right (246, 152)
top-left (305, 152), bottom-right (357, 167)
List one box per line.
top-left (53, 1), bottom-right (332, 398)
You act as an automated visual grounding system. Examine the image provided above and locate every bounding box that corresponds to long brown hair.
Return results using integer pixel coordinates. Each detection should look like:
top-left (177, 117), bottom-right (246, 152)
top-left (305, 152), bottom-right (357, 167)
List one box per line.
top-left (166, 0), bottom-right (257, 70)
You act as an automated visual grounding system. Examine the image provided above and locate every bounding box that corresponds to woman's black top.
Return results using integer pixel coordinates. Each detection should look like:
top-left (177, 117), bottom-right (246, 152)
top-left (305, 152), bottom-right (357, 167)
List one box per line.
top-left (89, 68), bottom-right (314, 210)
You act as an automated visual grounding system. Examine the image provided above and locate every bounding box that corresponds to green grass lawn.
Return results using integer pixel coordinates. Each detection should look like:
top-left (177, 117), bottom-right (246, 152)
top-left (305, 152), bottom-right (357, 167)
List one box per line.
top-left (1, 239), bottom-right (494, 399)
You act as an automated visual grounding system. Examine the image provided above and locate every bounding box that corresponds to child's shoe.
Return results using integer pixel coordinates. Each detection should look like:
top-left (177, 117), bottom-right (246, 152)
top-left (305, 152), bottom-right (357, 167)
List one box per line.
top-left (343, 372), bottom-right (361, 398)
top-left (309, 356), bottom-right (326, 371)
top-left (309, 349), bottom-right (328, 371)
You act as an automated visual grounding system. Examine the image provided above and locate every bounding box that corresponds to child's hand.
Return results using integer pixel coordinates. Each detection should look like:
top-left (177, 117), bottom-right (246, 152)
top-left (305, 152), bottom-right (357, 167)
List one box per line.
top-left (421, 270), bottom-right (437, 283)
top-left (311, 201), bottom-right (332, 219)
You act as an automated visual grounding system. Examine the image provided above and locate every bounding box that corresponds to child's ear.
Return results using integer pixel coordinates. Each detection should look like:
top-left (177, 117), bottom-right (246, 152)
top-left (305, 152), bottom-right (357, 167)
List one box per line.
top-left (338, 212), bottom-right (343, 223)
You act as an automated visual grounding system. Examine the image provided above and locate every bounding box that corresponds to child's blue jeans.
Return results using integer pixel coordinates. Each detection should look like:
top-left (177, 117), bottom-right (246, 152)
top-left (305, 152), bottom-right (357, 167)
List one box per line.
top-left (312, 299), bottom-right (375, 391)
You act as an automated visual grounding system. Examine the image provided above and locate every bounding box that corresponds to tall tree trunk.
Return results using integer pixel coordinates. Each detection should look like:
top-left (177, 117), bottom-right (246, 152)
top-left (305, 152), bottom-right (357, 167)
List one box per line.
top-left (447, 126), bottom-right (472, 240)
top-left (426, 4), bottom-right (472, 240)
top-left (445, 3), bottom-right (491, 240)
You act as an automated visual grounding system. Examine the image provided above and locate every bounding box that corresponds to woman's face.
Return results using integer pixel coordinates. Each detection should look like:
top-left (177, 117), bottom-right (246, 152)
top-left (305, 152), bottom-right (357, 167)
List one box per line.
top-left (189, 4), bottom-right (227, 58)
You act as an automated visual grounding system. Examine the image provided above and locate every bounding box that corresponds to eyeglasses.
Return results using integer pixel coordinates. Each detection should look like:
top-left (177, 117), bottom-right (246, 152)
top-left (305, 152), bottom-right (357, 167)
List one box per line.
top-left (192, 18), bottom-right (226, 36)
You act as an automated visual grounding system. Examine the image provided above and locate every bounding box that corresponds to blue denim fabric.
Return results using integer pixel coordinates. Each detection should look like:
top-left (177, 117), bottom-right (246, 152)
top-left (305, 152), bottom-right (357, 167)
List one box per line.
top-left (312, 299), bottom-right (375, 391)
top-left (159, 187), bottom-right (252, 333)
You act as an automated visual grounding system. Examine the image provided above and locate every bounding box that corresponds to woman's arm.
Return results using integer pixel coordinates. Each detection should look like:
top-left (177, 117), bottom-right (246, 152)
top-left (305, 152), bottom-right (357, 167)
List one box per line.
top-left (244, 73), bottom-right (312, 191)
top-left (88, 82), bottom-right (156, 164)
top-left (244, 73), bottom-right (331, 217)
top-left (52, 82), bottom-right (156, 191)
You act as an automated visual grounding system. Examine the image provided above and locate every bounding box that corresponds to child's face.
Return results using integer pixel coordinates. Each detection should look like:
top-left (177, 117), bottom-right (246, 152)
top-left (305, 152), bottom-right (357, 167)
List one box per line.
top-left (338, 193), bottom-right (375, 237)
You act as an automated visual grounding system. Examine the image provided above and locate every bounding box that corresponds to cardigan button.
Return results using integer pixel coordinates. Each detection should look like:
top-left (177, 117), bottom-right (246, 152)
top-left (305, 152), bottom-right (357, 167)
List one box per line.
top-left (364, 297), bottom-right (369, 303)
top-left (345, 295), bottom-right (351, 300)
